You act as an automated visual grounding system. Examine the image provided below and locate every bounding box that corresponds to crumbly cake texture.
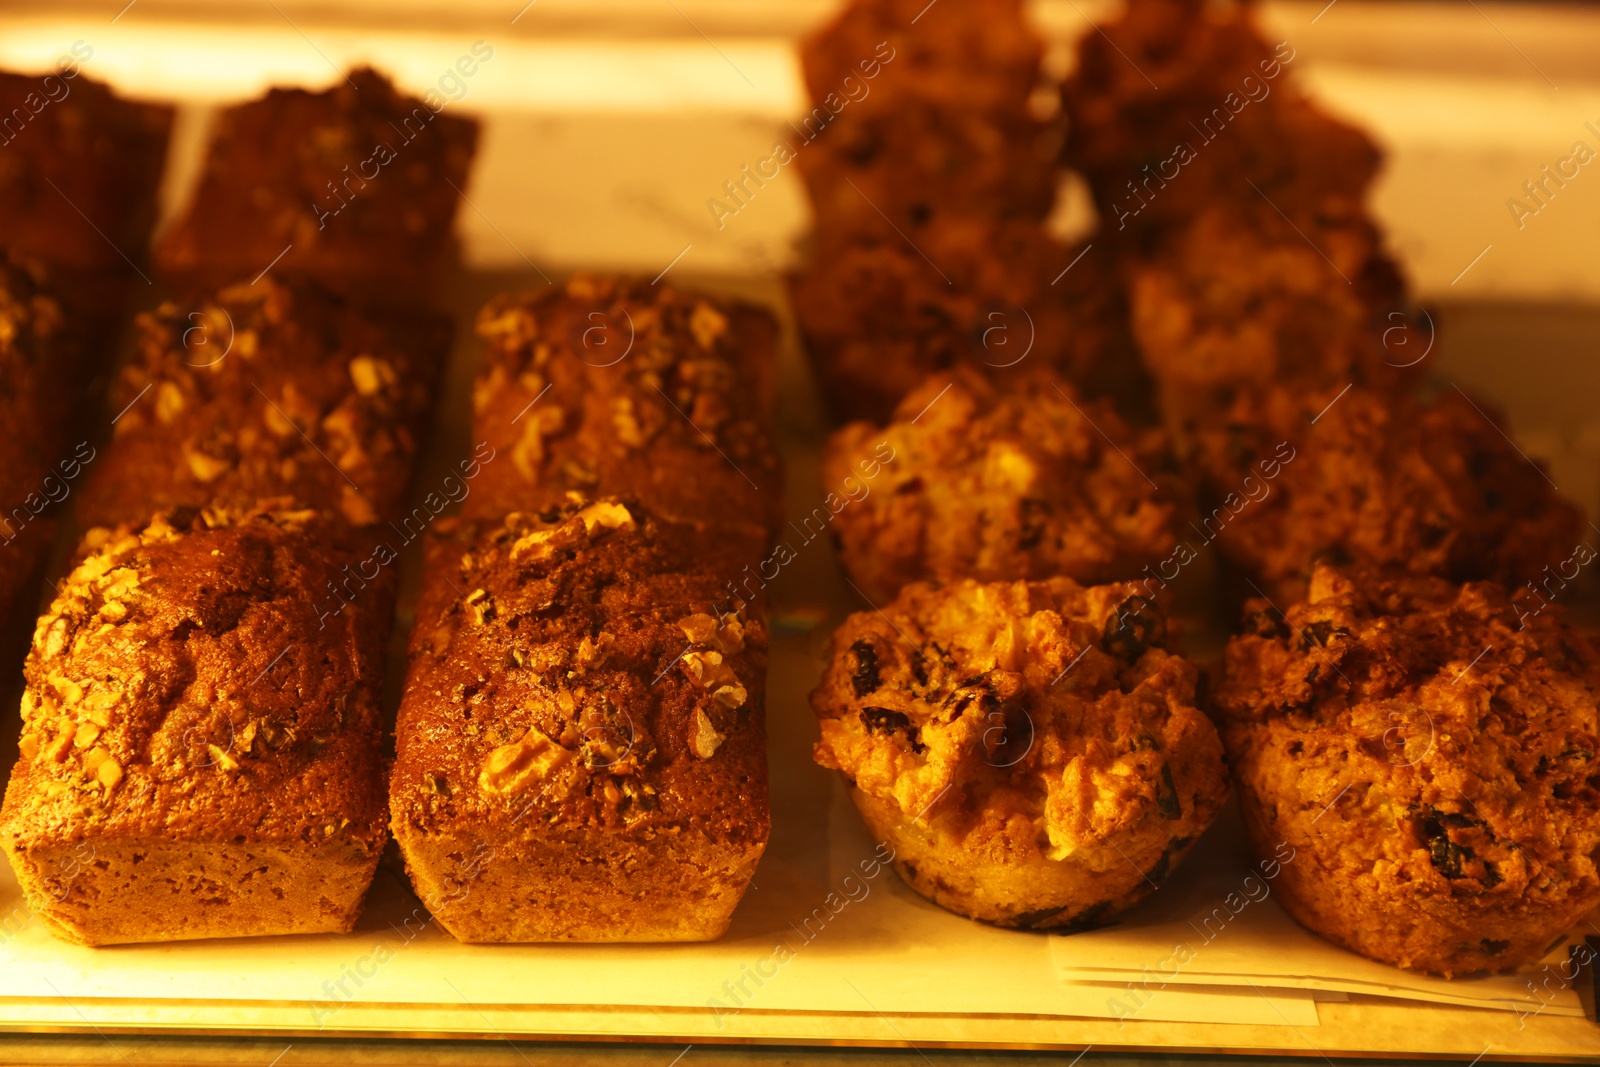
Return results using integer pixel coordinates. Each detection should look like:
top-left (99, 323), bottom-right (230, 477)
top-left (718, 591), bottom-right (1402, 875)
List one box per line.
top-left (0, 254), bottom-right (83, 625)
top-left (0, 504), bottom-right (393, 945)
top-left (824, 367), bottom-right (1182, 604)
top-left (1127, 206), bottom-right (1412, 442)
top-left (76, 275), bottom-right (439, 530)
top-left (791, 222), bottom-right (1129, 424)
top-left (1202, 383), bottom-right (1587, 605)
top-left (1216, 564), bottom-right (1600, 976)
top-left (391, 497), bottom-right (769, 942)
top-left (1061, 0), bottom-right (1380, 246)
top-left (154, 66), bottom-right (477, 305)
top-left (811, 577), bottom-right (1228, 929)
top-left (464, 274), bottom-right (782, 548)
top-left (0, 69), bottom-right (172, 276)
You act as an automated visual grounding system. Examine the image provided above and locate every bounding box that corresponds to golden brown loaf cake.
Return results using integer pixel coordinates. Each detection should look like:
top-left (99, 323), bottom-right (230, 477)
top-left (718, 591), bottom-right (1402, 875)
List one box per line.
top-left (0, 504), bottom-right (393, 945)
top-left (0, 253), bottom-right (85, 625)
top-left (1197, 382), bottom-right (1586, 605)
top-left (154, 66), bottom-right (477, 306)
top-left (0, 64), bottom-right (172, 276)
top-left (811, 577), bottom-right (1228, 929)
top-left (464, 274), bottom-right (782, 549)
top-left (76, 275), bottom-right (439, 530)
top-left (1215, 564), bottom-right (1600, 976)
top-left (824, 367), bottom-right (1183, 604)
top-left (390, 497), bottom-right (769, 942)
top-left (791, 221), bottom-right (1128, 423)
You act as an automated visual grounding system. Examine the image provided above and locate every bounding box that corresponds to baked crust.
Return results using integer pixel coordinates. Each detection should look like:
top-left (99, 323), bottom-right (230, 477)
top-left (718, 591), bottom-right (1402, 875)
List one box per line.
top-left (464, 274), bottom-right (782, 548)
top-left (77, 275), bottom-right (439, 530)
top-left (390, 497), bottom-right (769, 942)
top-left (154, 67), bottom-right (477, 306)
top-left (0, 503), bottom-right (392, 944)
top-left (791, 222), bottom-right (1127, 424)
top-left (824, 367), bottom-right (1182, 603)
top-left (1216, 564), bottom-right (1600, 976)
top-left (811, 577), bottom-right (1228, 928)
top-left (1200, 383), bottom-right (1586, 604)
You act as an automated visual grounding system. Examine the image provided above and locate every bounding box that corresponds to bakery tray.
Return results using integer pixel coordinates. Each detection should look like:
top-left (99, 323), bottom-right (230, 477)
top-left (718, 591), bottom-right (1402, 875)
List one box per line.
top-left (1, 270), bottom-right (1597, 1062)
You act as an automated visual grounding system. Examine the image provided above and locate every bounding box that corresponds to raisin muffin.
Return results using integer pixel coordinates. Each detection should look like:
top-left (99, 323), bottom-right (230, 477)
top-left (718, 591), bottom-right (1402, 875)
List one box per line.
top-left (391, 497), bottom-right (768, 941)
top-left (791, 221), bottom-right (1126, 423)
top-left (465, 274), bottom-right (781, 552)
top-left (1216, 564), bottom-right (1600, 976)
top-left (1061, 0), bottom-right (1380, 247)
top-left (77, 275), bottom-right (439, 530)
top-left (1200, 382), bottom-right (1586, 605)
top-left (824, 367), bottom-right (1182, 604)
top-left (811, 577), bottom-right (1228, 929)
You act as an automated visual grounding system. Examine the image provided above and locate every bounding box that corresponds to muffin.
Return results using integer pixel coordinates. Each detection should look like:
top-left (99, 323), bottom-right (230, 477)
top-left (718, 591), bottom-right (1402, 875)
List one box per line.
top-left (791, 221), bottom-right (1126, 423)
top-left (824, 367), bottom-right (1182, 604)
top-left (1216, 564), bottom-right (1600, 976)
top-left (1061, 0), bottom-right (1380, 247)
top-left (1199, 382), bottom-right (1587, 605)
top-left (811, 577), bottom-right (1229, 929)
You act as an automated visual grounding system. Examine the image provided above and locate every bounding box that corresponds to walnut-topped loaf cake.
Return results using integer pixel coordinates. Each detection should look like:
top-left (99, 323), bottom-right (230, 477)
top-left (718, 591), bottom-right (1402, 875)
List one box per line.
top-left (811, 577), bottom-right (1228, 929)
top-left (1216, 564), bottom-right (1600, 975)
top-left (76, 275), bottom-right (439, 530)
top-left (0, 504), bottom-right (393, 945)
top-left (154, 66), bottom-right (477, 306)
top-left (390, 496), bottom-right (769, 942)
top-left (824, 367), bottom-right (1182, 604)
top-left (465, 274), bottom-right (782, 550)
top-left (0, 253), bottom-right (85, 626)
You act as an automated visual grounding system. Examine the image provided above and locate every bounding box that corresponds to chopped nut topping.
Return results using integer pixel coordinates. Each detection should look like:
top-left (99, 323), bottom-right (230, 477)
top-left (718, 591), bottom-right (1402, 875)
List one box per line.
top-left (348, 355), bottom-right (395, 397)
top-left (575, 501), bottom-right (634, 535)
top-left (185, 448), bottom-right (232, 484)
top-left (208, 744), bottom-right (239, 771)
top-left (96, 756), bottom-right (123, 789)
top-left (479, 727), bottom-right (571, 795)
top-left (691, 708), bottom-right (725, 759)
top-left (678, 613), bottom-right (718, 644)
top-left (681, 650), bottom-right (722, 685)
top-left (690, 302), bottom-right (729, 350)
top-left (73, 722), bottom-right (101, 748)
top-left (465, 588), bottom-right (496, 625)
top-left (17, 733), bottom-right (39, 760)
top-left (155, 381), bottom-right (186, 423)
top-left (713, 684), bottom-right (748, 710)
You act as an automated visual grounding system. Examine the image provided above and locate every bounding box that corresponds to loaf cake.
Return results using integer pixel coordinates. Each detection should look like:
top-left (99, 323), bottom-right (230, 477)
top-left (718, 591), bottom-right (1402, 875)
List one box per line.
top-left (390, 497), bottom-right (769, 941)
top-left (824, 366), bottom-right (1182, 604)
top-left (76, 275), bottom-right (438, 530)
top-left (1199, 382), bottom-right (1586, 605)
top-left (0, 253), bottom-right (85, 625)
top-left (0, 65), bottom-right (172, 276)
top-left (154, 66), bottom-right (477, 305)
top-left (811, 577), bottom-right (1228, 929)
top-left (1216, 563), bottom-right (1600, 975)
top-left (0, 504), bottom-right (392, 945)
top-left (465, 274), bottom-right (782, 550)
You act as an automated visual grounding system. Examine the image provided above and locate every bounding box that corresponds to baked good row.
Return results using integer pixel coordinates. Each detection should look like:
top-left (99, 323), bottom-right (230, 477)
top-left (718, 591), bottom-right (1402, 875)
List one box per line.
top-left (794, 0), bottom-right (1600, 979)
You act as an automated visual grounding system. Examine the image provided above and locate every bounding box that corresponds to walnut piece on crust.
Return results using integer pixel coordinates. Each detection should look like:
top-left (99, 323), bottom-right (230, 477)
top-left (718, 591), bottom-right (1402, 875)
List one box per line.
top-left (811, 577), bottom-right (1228, 929)
top-left (0, 503), bottom-right (392, 945)
top-left (1216, 563), bottom-right (1600, 976)
top-left (391, 496), bottom-right (769, 942)
top-left (824, 367), bottom-right (1183, 603)
top-left (1199, 382), bottom-right (1586, 605)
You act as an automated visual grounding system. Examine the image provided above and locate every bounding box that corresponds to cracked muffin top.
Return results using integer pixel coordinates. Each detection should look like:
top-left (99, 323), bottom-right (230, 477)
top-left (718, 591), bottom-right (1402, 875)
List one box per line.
top-left (1217, 563), bottom-right (1600, 913)
top-left (812, 577), bottom-right (1227, 860)
top-left (824, 367), bottom-right (1183, 603)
